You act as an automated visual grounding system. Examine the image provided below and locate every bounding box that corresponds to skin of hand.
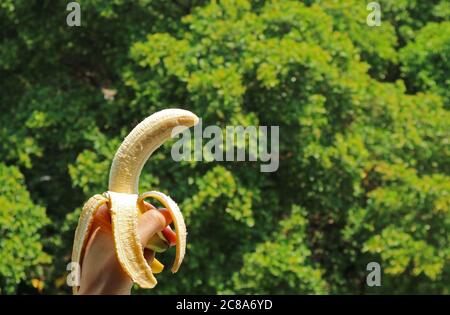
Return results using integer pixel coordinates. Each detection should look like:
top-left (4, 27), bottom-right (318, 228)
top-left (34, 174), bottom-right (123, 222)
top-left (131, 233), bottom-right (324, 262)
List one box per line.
top-left (77, 201), bottom-right (173, 295)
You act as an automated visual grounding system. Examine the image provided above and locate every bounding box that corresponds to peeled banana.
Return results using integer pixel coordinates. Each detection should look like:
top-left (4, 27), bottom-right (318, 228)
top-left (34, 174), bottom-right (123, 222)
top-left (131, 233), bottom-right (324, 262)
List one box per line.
top-left (71, 109), bottom-right (199, 294)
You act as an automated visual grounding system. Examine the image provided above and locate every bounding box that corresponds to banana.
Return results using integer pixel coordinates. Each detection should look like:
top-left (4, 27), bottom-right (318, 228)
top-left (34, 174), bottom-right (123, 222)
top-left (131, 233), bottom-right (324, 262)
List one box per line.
top-left (71, 109), bottom-right (199, 294)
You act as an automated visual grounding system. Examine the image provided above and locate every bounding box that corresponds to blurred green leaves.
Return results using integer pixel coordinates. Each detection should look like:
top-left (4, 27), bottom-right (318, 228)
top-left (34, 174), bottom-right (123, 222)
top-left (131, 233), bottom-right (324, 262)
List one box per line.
top-left (0, 0), bottom-right (449, 294)
top-left (0, 164), bottom-right (50, 294)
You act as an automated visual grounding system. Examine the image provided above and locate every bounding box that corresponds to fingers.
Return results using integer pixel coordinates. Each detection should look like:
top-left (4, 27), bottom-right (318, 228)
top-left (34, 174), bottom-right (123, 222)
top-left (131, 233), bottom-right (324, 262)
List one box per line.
top-left (144, 248), bottom-right (155, 265)
top-left (142, 202), bottom-right (173, 225)
top-left (93, 204), bottom-right (112, 230)
top-left (162, 226), bottom-right (177, 247)
top-left (140, 202), bottom-right (175, 249)
top-left (141, 201), bottom-right (156, 212)
top-left (92, 201), bottom-right (170, 249)
top-left (137, 209), bottom-right (167, 248)
top-left (158, 209), bottom-right (173, 225)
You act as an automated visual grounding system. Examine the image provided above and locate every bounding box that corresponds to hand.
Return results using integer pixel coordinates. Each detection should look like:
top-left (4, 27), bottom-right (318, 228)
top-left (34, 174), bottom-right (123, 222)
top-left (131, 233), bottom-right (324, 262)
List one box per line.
top-left (77, 202), bottom-right (171, 295)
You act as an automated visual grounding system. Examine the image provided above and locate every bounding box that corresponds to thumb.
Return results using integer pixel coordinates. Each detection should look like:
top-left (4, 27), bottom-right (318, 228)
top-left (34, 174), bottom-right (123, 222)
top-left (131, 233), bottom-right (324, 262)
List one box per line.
top-left (137, 209), bottom-right (167, 248)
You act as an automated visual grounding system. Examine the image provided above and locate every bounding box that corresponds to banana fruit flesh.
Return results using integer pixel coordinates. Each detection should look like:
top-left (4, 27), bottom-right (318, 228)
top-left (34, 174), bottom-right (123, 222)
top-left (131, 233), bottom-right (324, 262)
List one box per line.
top-left (71, 109), bottom-right (199, 294)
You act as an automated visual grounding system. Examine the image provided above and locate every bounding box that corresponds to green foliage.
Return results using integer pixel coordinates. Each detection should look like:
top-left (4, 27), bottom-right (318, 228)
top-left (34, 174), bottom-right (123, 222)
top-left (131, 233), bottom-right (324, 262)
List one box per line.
top-left (310, 0), bottom-right (398, 80)
top-left (0, 164), bottom-right (50, 294)
top-left (400, 22), bottom-right (450, 106)
top-left (231, 206), bottom-right (328, 294)
top-left (0, 0), bottom-right (449, 294)
top-left (381, 0), bottom-right (449, 44)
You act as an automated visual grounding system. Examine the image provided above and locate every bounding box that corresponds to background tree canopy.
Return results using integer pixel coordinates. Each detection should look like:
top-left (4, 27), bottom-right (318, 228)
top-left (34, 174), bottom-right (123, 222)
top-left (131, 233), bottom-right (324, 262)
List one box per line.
top-left (0, 0), bottom-right (449, 294)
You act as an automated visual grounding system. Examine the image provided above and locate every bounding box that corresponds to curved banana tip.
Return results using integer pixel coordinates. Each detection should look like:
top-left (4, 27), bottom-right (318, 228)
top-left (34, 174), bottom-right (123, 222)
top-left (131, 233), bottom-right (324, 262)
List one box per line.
top-left (108, 108), bottom-right (200, 195)
top-left (170, 108), bottom-right (199, 128)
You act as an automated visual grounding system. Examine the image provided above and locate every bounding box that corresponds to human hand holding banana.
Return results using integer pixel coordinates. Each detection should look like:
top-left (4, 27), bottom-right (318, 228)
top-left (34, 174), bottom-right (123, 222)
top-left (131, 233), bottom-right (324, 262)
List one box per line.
top-left (77, 201), bottom-right (172, 294)
top-left (71, 109), bottom-right (199, 294)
